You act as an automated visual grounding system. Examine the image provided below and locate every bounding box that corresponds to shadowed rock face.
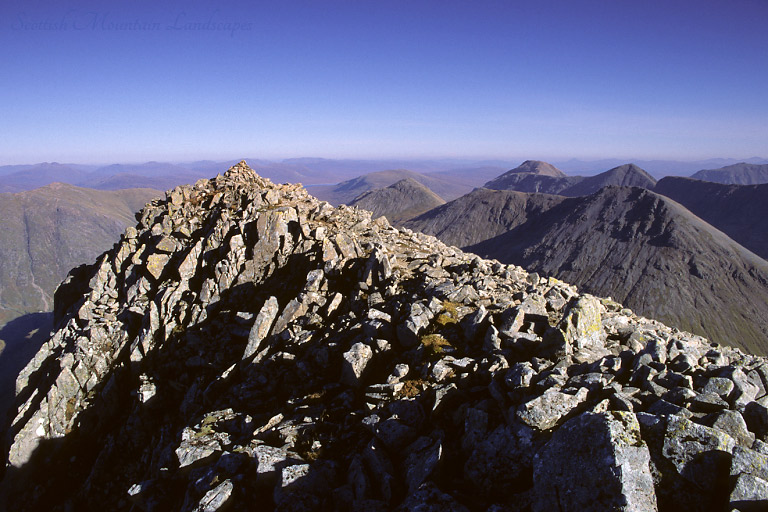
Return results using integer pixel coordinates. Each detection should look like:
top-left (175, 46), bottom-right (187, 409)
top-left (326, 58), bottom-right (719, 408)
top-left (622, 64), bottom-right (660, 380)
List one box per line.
top-left (4, 162), bottom-right (768, 511)
top-left (691, 163), bottom-right (768, 185)
top-left (405, 187), bottom-right (566, 248)
top-left (655, 176), bottom-right (768, 260)
top-left (348, 178), bottom-right (446, 226)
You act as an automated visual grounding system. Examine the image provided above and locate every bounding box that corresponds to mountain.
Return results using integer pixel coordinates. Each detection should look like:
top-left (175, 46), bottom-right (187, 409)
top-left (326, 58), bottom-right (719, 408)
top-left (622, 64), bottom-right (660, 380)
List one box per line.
top-left (655, 177), bottom-right (768, 260)
top-left (483, 160), bottom-right (580, 194)
top-left (308, 169), bottom-right (473, 205)
top-left (690, 163), bottom-right (768, 185)
top-left (0, 183), bottom-right (162, 325)
top-left (404, 187), bottom-right (567, 248)
top-left (559, 163), bottom-right (657, 197)
top-left (465, 186), bottom-right (768, 354)
top-left (347, 178), bottom-right (445, 226)
top-left (4, 162), bottom-right (768, 511)
top-left (0, 163), bottom-right (95, 192)
top-left (484, 161), bottom-right (657, 197)
top-left (555, 157), bottom-right (768, 178)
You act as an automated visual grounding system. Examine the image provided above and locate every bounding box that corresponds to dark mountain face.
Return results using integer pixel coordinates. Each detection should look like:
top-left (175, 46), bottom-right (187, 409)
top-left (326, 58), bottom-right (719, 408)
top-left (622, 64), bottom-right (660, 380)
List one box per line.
top-left (6, 162), bottom-right (768, 511)
top-left (691, 163), bottom-right (768, 185)
top-left (465, 186), bottom-right (768, 354)
top-left (404, 187), bottom-right (566, 248)
top-left (655, 177), bottom-right (768, 260)
top-left (348, 178), bottom-right (445, 226)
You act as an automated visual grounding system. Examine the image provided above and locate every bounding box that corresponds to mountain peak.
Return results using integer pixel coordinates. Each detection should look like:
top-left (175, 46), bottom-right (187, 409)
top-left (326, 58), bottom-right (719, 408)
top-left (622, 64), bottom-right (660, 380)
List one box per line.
top-left (512, 160), bottom-right (567, 177)
top-left (349, 177), bottom-right (445, 225)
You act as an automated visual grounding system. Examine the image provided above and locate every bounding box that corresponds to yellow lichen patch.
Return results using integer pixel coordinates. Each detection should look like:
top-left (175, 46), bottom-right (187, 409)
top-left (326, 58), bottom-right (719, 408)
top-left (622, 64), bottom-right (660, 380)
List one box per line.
top-left (194, 424), bottom-right (215, 438)
top-left (436, 313), bottom-right (457, 326)
top-left (442, 301), bottom-right (460, 319)
top-left (396, 379), bottom-right (426, 398)
top-left (421, 333), bottom-right (452, 354)
top-left (201, 414), bottom-right (217, 427)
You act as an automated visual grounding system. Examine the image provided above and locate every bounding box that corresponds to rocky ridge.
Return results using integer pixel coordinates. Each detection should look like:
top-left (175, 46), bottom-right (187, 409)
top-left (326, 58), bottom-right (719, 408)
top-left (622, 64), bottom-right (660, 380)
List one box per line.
top-left (3, 162), bottom-right (768, 511)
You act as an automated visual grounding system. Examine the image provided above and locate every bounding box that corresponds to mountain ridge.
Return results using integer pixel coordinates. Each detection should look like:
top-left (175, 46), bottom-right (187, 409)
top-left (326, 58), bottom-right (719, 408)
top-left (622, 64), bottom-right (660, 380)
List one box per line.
top-left (690, 163), bottom-right (768, 185)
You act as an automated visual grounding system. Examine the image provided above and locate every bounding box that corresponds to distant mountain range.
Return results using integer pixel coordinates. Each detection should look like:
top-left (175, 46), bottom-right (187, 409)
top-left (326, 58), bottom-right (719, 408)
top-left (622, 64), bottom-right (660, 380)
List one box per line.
top-left (3, 157), bottom-right (767, 194)
top-left (483, 160), bottom-right (657, 196)
top-left (307, 169), bottom-right (475, 204)
top-left (405, 184), bottom-right (768, 354)
top-left (553, 156), bottom-right (768, 178)
top-left (689, 163), bottom-right (768, 185)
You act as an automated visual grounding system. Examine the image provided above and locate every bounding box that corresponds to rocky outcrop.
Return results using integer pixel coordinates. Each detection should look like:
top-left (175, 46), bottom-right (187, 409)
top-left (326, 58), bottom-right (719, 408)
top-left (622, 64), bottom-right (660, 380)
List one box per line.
top-left (3, 162), bottom-right (768, 511)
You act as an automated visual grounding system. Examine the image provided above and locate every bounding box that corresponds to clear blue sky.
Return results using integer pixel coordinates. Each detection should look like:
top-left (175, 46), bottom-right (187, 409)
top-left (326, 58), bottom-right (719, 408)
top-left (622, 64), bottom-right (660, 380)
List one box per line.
top-left (1, 0), bottom-right (767, 164)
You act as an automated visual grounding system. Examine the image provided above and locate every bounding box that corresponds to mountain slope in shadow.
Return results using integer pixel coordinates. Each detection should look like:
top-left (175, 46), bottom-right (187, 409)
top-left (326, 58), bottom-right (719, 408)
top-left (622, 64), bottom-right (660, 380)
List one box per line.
top-left (655, 176), bottom-right (768, 260)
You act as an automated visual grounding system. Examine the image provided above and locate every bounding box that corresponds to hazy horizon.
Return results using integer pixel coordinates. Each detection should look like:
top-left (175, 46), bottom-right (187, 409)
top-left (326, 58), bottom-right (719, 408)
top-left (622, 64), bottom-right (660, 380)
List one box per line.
top-left (2, 0), bottom-right (767, 164)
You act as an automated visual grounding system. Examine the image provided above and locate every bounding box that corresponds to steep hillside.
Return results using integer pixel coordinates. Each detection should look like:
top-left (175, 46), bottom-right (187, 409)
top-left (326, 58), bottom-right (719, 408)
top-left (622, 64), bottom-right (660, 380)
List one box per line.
top-left (405, 187), bottom-right (566, 248)
top-left (348, 178), bottom-right (445, 225)
top-left (655, 177), bottom-right (768, 260)
top-left (466, 186), bottom-right (768, 354)
top-left (4, 162), bottom-right (768, 511)
top-left (309, 169), bottom-right (472, 205)
top-left (560, 163), bottom-right (656, 196)
top-left (691, 163), bottom-right (768, 185)
top-left (0, 183), bottom-right (162, 324)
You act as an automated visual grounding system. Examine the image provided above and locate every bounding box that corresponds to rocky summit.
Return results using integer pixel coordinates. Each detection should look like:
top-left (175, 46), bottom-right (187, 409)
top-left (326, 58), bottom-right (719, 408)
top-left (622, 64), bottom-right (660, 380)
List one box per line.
top-left (4, 162), bottom-right (768, 511)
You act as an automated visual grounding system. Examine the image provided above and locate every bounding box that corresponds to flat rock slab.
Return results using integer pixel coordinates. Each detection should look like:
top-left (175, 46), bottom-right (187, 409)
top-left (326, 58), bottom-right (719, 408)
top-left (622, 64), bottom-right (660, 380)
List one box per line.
top-left (516, 387), bottom-right (588, 431)
top-left (533, 411), bottom-right (657, 512)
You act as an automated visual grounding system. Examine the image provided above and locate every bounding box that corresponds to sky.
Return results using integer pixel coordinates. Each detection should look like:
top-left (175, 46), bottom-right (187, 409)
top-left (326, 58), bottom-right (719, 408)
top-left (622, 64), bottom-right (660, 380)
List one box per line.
top-left (1, 0), bottom-right (767, 164)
